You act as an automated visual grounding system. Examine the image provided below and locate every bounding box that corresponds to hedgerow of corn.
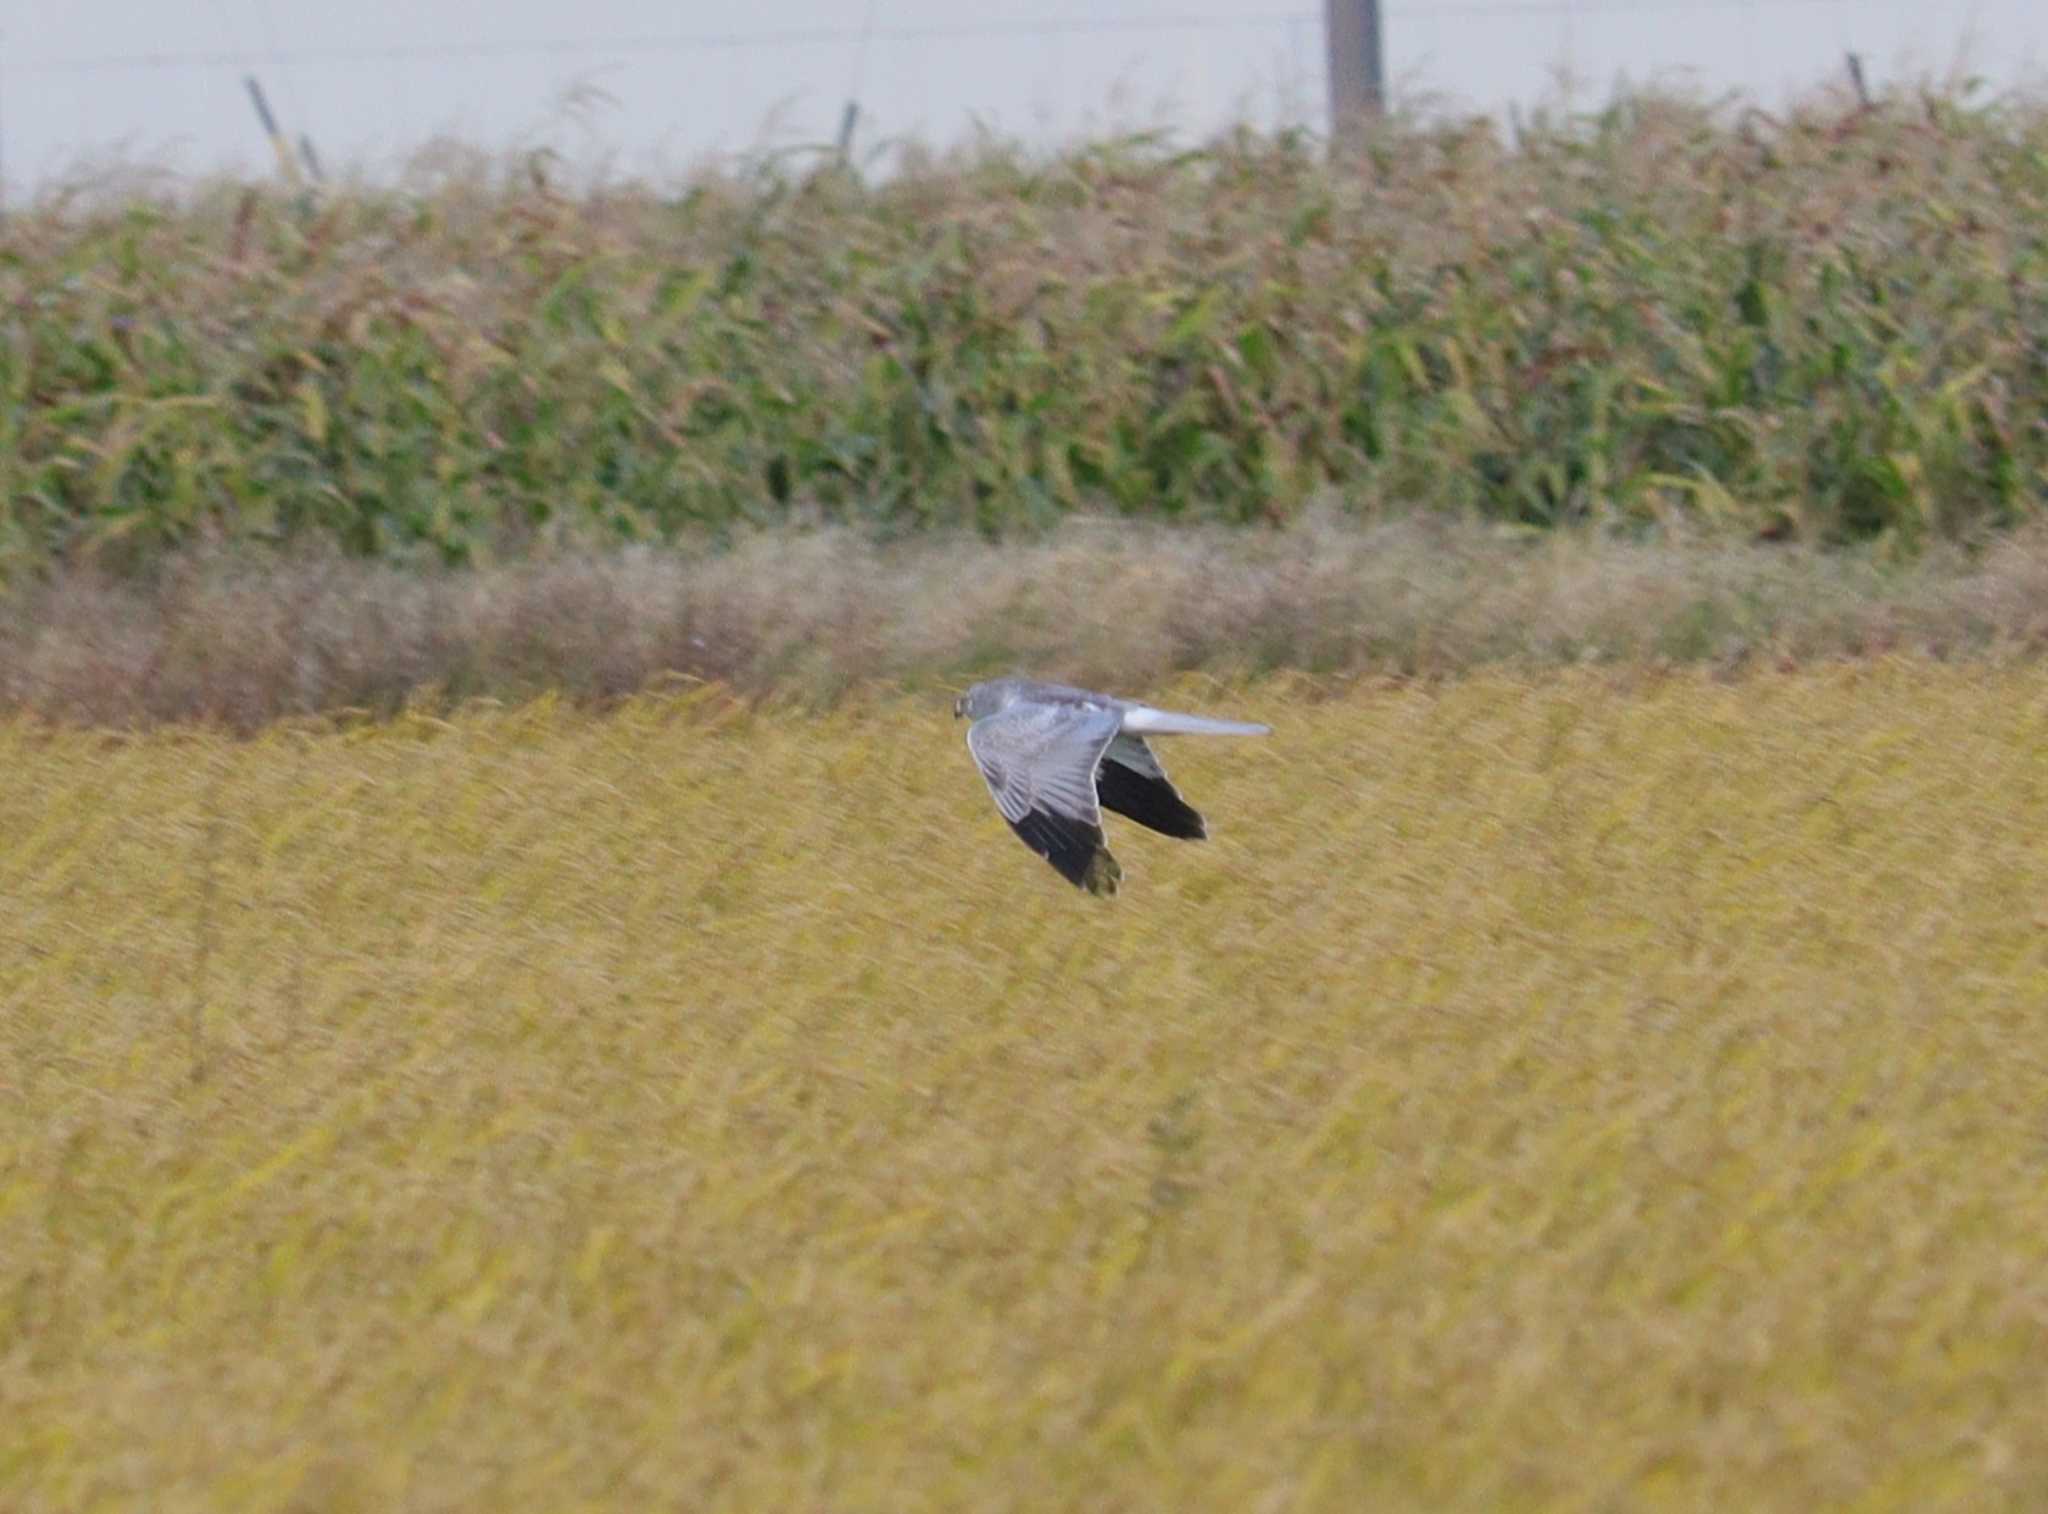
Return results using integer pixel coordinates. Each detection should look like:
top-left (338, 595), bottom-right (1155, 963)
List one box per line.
top-left (2, 84), bottom-right (2046, 577)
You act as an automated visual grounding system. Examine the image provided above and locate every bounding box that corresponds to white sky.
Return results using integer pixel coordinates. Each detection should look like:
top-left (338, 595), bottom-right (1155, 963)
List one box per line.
top-left (4, 1), bottom-right (2043, 193)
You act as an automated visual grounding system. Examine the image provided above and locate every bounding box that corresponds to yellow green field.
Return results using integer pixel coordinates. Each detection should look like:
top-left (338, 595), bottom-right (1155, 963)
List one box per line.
top-left (6, 663), bottom-right (2048, 1511)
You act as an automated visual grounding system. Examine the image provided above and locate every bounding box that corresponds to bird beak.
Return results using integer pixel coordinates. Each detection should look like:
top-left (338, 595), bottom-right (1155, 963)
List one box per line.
top-left (952, 698), bottom-right (963, 719)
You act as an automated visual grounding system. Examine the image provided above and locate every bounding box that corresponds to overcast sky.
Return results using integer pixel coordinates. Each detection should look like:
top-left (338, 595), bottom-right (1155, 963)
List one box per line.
top-left (5, 1), bottom-right (2042, 193)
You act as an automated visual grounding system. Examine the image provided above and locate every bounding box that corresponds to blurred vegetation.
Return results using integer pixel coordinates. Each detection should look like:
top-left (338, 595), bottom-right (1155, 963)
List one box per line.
top-left (8, 667), bottom-right (2048, 1508)
top-left (18, 520), bottom-right (2048, 730)
top-left (4, 80), bottom-right (2048, 580)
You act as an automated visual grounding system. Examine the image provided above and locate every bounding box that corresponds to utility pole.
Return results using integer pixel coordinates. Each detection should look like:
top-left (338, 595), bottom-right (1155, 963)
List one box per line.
top-left (1325, 0), bottom-right (1385, 138)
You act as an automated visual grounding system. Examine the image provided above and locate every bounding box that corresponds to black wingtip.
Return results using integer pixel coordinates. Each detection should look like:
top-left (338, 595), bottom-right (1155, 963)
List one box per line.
top-left (1081, 847), bottom-right (1123, 898)
top-left (1095, 759), bottom-right (1207, 841)
top-left (1009, 809), bottom-right (1122, 897)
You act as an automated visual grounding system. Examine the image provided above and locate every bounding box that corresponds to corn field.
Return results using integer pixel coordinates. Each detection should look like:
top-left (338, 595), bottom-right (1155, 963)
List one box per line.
top-left (4, 86), bottom-right (2047, 578)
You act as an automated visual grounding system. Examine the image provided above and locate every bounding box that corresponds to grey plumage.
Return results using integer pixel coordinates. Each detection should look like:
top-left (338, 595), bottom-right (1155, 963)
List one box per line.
top-left (954, 677), bottom-right (1270, 896)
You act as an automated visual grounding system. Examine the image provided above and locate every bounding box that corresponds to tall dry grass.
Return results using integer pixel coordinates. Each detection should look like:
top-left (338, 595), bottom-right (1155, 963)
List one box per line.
top-left (5, 665), bottom-right (2048, 1509)
top-left (13, 519), bottom-right (2048, 729)
top-left (4, 80), bottom-right (2047, 577)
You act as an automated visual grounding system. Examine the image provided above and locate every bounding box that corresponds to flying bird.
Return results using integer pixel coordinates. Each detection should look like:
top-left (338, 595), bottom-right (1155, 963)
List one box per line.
top-left (954, 677), bottom-right (1270, 896)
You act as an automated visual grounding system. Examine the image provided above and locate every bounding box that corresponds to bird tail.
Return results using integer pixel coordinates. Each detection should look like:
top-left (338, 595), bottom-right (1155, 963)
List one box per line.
top-left (1120, 707), bottom-right (1271, 737)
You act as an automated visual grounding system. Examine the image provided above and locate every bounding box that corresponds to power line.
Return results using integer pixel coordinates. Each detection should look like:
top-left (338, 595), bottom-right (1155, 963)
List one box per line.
top-left (19, 17), bottom-right (1318, 74)
top-left (1406, 0), bottom-right (1909, 15)
top-left (17, 1), bottom-right (1909, 75)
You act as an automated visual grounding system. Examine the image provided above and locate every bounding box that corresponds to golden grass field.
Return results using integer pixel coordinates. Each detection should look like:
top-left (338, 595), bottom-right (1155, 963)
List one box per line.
top-left (6, 663), bottom-right (2048, 1511)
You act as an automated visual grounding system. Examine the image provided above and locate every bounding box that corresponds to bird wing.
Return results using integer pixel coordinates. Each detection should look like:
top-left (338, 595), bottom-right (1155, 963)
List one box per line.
top-left (1096, 734), bottom-right (1207, 840)
top-left (1002, 680), bottom-right (1270, 738)
top-left (966, 700), bottom-right (1125, 894)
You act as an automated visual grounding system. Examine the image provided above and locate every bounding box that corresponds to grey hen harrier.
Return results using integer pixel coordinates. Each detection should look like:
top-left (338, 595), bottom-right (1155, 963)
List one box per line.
top-left (954, 677), bottom-right (1270, 896)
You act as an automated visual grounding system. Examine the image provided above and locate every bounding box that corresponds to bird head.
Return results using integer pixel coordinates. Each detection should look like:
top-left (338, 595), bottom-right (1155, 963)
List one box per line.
top-left (953, 681), bottom-right (1010, 722)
